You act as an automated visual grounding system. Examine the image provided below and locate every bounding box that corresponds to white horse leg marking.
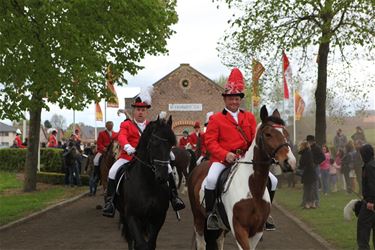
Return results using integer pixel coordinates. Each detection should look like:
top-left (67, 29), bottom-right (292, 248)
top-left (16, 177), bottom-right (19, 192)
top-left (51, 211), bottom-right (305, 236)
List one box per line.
top-left (249, 232), bottom-right (263, 250)
top-left (195, 227), bottom-right (205, 250)
top-left (217, 231), bottom-right (225, 250)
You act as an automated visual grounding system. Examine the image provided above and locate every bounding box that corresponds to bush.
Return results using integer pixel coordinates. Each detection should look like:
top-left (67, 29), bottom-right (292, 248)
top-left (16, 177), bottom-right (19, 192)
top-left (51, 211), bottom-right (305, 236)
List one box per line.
top-left (37, 172), bottom-right (89, 186)
top-left (0, 148), bottom-right (64, 172)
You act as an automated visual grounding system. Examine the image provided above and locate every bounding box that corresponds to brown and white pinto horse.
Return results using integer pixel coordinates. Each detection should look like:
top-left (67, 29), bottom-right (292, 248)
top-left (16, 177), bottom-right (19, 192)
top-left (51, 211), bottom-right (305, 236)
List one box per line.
top-left (188, 106), bottom-right (296, 250)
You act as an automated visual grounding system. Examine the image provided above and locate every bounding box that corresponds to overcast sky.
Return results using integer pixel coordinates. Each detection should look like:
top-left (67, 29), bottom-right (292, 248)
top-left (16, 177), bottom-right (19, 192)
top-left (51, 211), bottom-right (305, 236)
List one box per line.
top-left (1, 0), bottom-right (374, 131)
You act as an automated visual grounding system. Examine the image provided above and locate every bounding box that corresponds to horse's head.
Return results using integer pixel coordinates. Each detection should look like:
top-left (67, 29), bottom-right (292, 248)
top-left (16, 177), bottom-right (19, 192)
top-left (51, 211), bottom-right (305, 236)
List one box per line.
top-left (137, 115), bottom-right (176, 184)
top-left (256, 105), bottom-right (296, 170)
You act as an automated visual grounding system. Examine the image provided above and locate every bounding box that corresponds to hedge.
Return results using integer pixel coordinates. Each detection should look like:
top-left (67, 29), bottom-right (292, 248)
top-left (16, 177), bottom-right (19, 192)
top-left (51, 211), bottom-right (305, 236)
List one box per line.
top-left (0, 148), bottom-right (64, 172)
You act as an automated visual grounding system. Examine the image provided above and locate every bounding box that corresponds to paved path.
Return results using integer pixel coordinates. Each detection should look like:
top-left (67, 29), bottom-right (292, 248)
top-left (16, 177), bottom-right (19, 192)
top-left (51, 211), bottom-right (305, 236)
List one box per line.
top-left (0, 191), bottom-right (333, 250)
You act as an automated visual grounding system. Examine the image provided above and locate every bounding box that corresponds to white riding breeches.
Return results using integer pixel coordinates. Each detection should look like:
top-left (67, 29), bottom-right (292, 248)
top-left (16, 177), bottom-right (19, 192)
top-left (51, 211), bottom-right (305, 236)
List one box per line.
top-left (108, 158), bottom-right (173, 180)
top-left (108, 158), bottom-right (129, 180)
top-left (205, 162), bottom-right (227, 190)
top-left (204, 162), bottom-right (278, 191)
top-left (93, 152), bottom-right (102, 166)
top-left (268, 172), bottom-right (278, 191)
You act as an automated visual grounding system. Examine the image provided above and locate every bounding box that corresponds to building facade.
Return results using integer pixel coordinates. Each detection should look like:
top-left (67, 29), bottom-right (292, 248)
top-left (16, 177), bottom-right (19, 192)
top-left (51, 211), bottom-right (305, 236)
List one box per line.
top-left (126, 64), bottom-right (227, 135)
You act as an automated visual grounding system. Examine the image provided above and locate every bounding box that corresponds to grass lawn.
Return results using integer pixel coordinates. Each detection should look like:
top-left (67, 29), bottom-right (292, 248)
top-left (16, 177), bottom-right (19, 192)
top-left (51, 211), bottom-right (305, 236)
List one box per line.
top-left (0, 171), bottom-right (87, 226)
top-left (276, 185), bottom-right (359, 250)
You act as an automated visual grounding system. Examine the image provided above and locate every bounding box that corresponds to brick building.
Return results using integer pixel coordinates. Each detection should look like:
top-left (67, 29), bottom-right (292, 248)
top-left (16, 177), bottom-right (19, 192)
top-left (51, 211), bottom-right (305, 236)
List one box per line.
top-left (126, 64), bottom-right (226, 135)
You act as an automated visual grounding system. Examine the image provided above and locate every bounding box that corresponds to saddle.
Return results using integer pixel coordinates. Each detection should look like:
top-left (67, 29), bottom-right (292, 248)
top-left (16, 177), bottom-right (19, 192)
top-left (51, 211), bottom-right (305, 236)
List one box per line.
top-left (208, 165), bottom-right (238, 230)
top-left (114, 159), bottom-right (136, 194)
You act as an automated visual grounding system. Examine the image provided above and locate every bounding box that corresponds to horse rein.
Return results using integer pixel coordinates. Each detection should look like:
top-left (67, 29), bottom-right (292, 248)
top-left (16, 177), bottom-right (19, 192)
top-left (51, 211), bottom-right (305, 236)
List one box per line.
top-left (135, 133), bottom-right (170, 173)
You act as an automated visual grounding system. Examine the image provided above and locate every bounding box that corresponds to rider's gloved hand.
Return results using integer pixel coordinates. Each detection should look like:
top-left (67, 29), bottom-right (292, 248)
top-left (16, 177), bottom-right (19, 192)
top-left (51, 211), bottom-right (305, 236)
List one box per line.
top-left (124, 144), bottom-right (136, 155)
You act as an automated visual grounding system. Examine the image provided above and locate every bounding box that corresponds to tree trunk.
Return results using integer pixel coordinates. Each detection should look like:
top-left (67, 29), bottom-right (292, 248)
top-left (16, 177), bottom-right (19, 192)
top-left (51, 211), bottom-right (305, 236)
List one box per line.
top-left (315, 42), bottom-right (330, 145)
top-left (23, 105), bottom-right (42, 192)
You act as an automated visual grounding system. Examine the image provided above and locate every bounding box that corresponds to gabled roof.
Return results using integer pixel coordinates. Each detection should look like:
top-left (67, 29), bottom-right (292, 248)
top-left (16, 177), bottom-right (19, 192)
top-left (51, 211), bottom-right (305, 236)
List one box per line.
top-left (152, 63), bottom-right (224, 92)
top-left (0, 122), bottom-right (17, 132)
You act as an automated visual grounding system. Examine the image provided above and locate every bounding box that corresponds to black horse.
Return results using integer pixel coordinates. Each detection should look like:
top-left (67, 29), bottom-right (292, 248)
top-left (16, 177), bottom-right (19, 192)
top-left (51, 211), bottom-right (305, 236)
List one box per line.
top-left (171, 147), bottom-right (197, 191)
top-left (116, 116), bottom-right (177, 250)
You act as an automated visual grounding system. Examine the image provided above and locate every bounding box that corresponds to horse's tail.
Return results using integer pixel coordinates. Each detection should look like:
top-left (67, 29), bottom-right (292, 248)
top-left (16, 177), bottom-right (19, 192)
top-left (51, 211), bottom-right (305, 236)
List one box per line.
top-left (343, 199), bottom-right (361, 220)
top-left (191, 230), bottom-right (196, 250)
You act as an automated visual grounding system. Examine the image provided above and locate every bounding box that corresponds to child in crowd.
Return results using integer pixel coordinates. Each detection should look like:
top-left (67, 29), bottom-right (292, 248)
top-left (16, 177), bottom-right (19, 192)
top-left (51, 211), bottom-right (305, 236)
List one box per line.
top-left (329, 158), bottom-right (339, 192)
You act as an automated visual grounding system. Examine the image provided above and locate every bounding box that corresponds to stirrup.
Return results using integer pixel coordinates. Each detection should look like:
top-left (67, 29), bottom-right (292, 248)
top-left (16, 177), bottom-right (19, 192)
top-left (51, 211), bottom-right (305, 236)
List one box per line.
top-left (207, 212), bottom-right (220, 230)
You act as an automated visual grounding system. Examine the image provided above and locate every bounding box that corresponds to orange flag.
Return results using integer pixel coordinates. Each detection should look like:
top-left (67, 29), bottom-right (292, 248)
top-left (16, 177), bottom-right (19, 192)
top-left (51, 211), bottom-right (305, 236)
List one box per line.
top-left (252, 59), bottom-right (265, 107)
top-left (106, 65), bottom-right (119, 108)
top-left (295, 91), bottom-right (305, 120)
top-left (95, 103), bottom-right (103, 121)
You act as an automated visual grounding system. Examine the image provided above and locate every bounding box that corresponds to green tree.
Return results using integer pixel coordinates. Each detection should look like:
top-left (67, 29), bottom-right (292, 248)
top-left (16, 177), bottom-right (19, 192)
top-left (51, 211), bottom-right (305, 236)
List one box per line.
top-left (0, 1), bottom-right (177, 191)
top-left (215, 0), bottom-right (374, 144)
top-left (44, 120), bottom-right (52, 129)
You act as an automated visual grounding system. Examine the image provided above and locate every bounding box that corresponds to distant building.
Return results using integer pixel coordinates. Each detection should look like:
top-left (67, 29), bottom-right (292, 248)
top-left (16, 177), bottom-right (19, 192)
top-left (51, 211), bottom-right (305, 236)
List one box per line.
top-left (125, 63), bottom-right (239, 135)
top-left (0, 122), bottom-right (17, 148)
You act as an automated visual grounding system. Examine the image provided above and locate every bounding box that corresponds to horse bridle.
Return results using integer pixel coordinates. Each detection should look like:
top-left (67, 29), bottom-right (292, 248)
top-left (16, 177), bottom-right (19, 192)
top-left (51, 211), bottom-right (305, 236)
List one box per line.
top-left (134, 133), bottom-right (170, 173)
top-left (238, 123), bottom-right (290, 166)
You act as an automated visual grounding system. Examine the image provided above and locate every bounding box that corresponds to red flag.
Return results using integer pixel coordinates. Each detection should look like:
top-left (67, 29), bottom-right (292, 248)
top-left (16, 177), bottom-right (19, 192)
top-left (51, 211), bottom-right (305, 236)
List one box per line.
top-left (106, 66), bottom-right (119, 108)
top-left (95, 103), bottom-right (103, 121)
top-left (282, 51), bottom-right (292, 99)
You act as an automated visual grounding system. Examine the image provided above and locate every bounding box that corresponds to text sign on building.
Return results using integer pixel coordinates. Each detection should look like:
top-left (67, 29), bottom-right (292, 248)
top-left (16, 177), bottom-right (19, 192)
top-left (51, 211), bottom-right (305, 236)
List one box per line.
top-left (169, 104), bottom-right (202, 111)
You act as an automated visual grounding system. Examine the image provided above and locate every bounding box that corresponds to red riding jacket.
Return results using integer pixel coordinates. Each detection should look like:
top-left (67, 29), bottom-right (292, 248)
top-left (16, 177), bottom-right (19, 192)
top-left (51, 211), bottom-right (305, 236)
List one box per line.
top-left (96, 130), bottom-right (118, 154)
top-left (118, 119), bottom-right (148, 161)
top-left (205, 109), bottom-right (257, 164)
top-left (15, 135), bottom-right (26, 148)
top-left (179, 136), bottom-right (191, 149)
top-left (189, 132), bottom-right (202, 151)
top-left (47, 135), bottom-right (57, 148)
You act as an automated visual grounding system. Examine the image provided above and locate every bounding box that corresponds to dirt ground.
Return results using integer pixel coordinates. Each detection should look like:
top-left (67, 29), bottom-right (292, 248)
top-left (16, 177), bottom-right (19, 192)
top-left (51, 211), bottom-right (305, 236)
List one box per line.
top-left (0, 190), bottom-right (332, 250)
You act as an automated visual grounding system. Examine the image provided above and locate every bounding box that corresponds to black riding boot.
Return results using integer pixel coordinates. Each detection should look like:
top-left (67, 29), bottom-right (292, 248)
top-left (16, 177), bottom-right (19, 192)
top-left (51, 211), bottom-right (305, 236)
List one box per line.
top-left (168, 173), bottom-right (185, 211)
top-left (102, 179), bottom-right (116, 218)
top-left (205, 188), bottom-right (219, 230)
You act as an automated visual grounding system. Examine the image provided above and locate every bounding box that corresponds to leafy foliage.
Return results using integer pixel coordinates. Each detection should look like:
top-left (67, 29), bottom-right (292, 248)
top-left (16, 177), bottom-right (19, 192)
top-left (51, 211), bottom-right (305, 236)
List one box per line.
top-left (0, 0), bottom-right (178, 120)
top-left (215, 0), bottom-right (374, 143)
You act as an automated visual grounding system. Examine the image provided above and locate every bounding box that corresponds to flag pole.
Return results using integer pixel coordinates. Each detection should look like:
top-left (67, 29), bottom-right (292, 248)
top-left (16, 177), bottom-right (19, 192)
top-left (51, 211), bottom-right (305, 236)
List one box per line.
top-left (293, 85), bottom-right (296, 146)
top-left (104, 101), bottom-right (107, 124)
top-left (94, 103), bottom-right (98, 141)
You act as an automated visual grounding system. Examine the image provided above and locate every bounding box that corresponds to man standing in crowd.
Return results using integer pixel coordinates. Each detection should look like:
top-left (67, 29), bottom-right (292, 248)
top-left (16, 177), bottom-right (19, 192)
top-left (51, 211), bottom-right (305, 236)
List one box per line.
top-left (334, 128), bottom-right (347, 153)
top-left (306, 135), bottom-right (325, 207)
top-left (357, 144), bottom-right (375, 250)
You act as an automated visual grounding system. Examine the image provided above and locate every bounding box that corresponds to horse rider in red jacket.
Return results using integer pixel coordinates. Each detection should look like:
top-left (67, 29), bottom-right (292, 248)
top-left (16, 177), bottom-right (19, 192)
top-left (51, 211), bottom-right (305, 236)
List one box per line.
top-left (178, 129), bottom-right (191, 149)
top-left (102, 94), bottom-right (185, 217)
top-left (14, 129), bottom-right (26, 148)
top-left (47, 129), bottom-right (58, 148)
top-left (196, 111), bottom-right (214, 165)
top-left (93, 121), bottom-right (118, 168)
top-left (204, 68), bottom-right (258, 229)
top-left (189, 121), bottom-right (202, 155)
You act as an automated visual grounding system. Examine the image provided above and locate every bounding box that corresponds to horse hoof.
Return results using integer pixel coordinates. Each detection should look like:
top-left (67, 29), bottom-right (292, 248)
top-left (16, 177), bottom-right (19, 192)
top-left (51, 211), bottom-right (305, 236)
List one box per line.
top-left (96, 204), bottom-right (103, 210)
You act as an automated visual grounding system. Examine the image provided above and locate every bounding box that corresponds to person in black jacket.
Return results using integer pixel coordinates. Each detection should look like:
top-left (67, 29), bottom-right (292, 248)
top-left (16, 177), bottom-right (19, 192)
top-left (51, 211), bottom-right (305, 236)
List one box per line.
top-left (306, 135), bottom-right (325, 207)
top-left (299, 141), bottom-right (318, 208)
top-left (357, 144), bottom-right (375, 250)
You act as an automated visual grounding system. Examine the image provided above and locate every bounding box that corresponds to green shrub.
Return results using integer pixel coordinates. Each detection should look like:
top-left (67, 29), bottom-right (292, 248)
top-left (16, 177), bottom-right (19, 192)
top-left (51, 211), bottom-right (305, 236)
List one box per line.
top-left (0, 149), bottom-right (27, 172)
top-left (36, 171), bottom-right (89, 186)
top-left (0, 148), bottom-right (64, 173)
